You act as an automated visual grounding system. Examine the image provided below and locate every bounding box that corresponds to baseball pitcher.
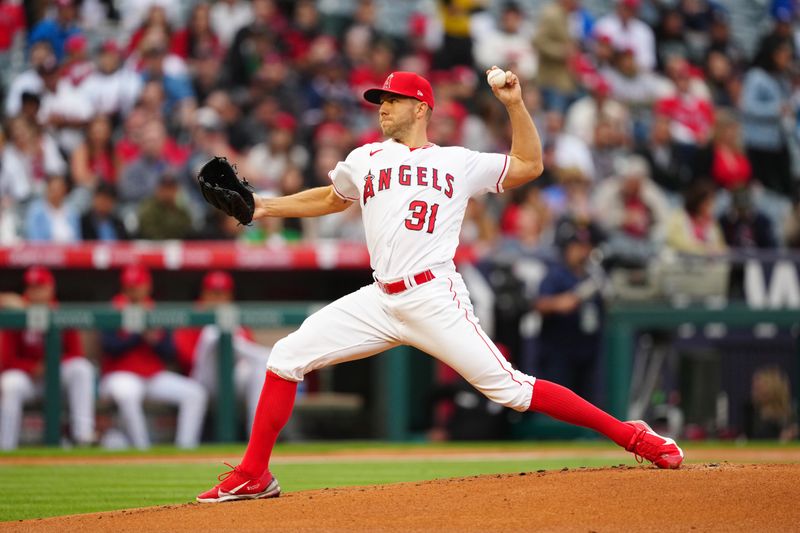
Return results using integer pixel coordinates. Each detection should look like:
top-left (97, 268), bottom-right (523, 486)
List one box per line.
top-left (196, 68), bottom-right (684, 503)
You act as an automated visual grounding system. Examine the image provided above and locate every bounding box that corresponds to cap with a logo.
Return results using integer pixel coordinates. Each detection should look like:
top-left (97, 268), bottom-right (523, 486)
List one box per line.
top-left (25, 266), bottom-right (55, 287)
top-left (202, 270), bottom-right (234, 292)
top-left (121, 265), bottom-right (152, 288)
top-left (363, 71), bottom-right (435, 110)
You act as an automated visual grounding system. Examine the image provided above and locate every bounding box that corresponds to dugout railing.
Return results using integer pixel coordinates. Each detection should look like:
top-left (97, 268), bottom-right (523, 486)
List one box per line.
top-left (0, 302), bottom-right (798, 445)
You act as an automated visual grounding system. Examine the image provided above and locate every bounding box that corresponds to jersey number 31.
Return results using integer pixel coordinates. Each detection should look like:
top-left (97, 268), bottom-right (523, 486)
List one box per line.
top-left (405, 200), bottom-right (439, 234)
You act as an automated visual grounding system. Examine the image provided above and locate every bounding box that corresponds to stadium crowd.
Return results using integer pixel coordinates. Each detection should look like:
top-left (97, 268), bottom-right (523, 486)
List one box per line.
top-left (0, 0), bottom-right (798, 258)
top-left (2, 0), bottom-right (800, 447)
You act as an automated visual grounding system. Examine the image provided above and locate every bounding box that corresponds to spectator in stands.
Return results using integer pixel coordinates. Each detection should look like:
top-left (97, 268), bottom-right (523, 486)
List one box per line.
top-left (61, 33), bottom-right (93, 87)
top-left (601, 47), bottom-right (662, 140)
top-left (283, 0), bottom-right (324, 66)
top-left (654, 57), bottom-right (715, 148)
top-left (126, 4), bottom-right (172, 57)
top-left (594, 0), bottom-right (656, 72)
top-left (36, 56), bottom-right (94, 154)
top-left (27, 0), bottom-right (81, 61)
top-left (210, 0), bottom-right (253, 49)
top-left (590, 116), bottom-right (631, 181)
top-left (70, 115), bottom-right (119, 190)
top-left (174, 270), bottom-right (271, 434)
top-left (170, 2), bottom-right (221, 61)
top-left (432, 0), bottom-right (480, 69)
top-left (0, 117), bottom-right (66, 203)
top-left (4, 41), bottom-right (54, 118)
top-left (0, 0), bottom-right (25, 78)
top-left (534, 218), bottom-right (605, 401)
top-left (80, 183), bottom-right (129, 241)
top-left (547, 110), bottom-right (596, 183)
top-left (99, 265), bottom-right (208, 449)
top-left (706, 8), bottom-right (747, 73)
top-left (718, 186), bottom-right (777, 249)
top-left (693, 110), bottom-right (752, 190)
top-left (543, 165), bottom-right (593, 223)
top-left (138, 37), bottom-right (196, 122)
top-left (246, 113), bottom-right (309, 194)
top-left (740, 35), bottom-right (795, 197)
top-left (665, 180), bottom-right (727, 254)
top-left (460, 197), bottom-right (499, 256)
top-left (565, 76), bottom-right (629, 147)
top-left (703, 49), bottom-right (740, 109)
top-left (785, 191), bottom-right (800, 248)
top-left (80, 40), bottom-right (142, 119)
top-left (204, 90), bottom-right (251, 152)
top-left (25, 175), bottom-right (80, 242)
top-left (745, 365), bottom-right (798, 441)
top-left (533, 0), bottom-right (578, 112)
top-left (473, 2), bottom-right (536, 82)
top-left (593, 155), bottom-right (670, 265)
top-left (655, 7), bottom-right (689, 71)
top-left (225, 0), bottom-right (287, 87)
top-left (137, 172), bottom-right (192, 240)
top-left (191, 44), bottom-right (225, 104)
top-left (118, 120), bottom-right (182, 206)
top-left (636, 114), bottom-right (694, 200)
top-left (0, 266), bottom-right (96, 450)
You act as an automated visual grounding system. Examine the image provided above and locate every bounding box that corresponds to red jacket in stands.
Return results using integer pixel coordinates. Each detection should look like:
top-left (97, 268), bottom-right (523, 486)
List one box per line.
top-left (0, 329), bottom-right (83, 375)
top-left (174, 325), bottom-right (255, 376)
top-left (100, 294), bottom-right (171, 377)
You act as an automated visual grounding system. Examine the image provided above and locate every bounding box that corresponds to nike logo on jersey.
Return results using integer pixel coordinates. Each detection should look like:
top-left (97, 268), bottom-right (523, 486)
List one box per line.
top-left (369, 149), bottom-right (383, 156)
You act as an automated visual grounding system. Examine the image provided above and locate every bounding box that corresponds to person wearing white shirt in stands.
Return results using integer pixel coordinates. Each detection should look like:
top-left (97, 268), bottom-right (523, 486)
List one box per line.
top-left (593, 0), bottom-right (656, 72)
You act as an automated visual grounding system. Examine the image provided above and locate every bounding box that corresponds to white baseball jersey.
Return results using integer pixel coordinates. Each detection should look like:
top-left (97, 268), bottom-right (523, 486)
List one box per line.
top-left (267, 139), bottom-right (535, 413)
top-left (329, 139), bottom-right (510, 280)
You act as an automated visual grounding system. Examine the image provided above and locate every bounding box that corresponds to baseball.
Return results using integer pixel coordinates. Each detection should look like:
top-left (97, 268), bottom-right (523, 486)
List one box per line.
top-left (487, 68), bottom-right (507, 89)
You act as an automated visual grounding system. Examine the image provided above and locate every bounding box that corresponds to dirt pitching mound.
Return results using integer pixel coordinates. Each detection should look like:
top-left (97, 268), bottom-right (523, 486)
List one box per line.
top-left (7, 463), bottom-right (800, 532)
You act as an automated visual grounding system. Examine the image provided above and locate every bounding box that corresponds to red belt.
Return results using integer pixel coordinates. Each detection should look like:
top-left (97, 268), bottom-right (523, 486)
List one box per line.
top-left (376, 270), bottom-right (435, 295)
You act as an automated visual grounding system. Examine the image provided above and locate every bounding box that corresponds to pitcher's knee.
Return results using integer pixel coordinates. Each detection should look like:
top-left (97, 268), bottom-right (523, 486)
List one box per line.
top-left (480, 376), bottom-right (535, 412)
top-left (265, 338), bottom-right (305, 382)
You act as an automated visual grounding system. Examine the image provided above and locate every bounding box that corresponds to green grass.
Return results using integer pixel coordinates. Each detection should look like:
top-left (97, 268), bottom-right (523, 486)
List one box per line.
top-left (1, 440), bottom-right (798, 522)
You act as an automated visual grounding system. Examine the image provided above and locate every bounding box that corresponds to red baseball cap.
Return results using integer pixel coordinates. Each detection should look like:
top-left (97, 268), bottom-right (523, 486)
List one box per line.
top-left (202, 270), bottom-right (234, 292)
top-left (25, 266), bottom-right (55, 287)
top-left (121, 265), bottom-right (152, 288)
top-left (363, 71), bottom-right (435, 110)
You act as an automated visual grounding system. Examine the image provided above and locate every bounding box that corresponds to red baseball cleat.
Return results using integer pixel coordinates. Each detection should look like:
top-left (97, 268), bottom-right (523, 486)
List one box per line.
top-left (196, 463), bottom-right (281, 503)
top-left (625, 420), bottom-right (685, 469)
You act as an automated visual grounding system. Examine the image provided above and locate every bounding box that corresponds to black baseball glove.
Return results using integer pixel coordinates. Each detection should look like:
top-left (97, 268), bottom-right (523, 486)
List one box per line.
top-left (197, 156), bottom-right (256, 225)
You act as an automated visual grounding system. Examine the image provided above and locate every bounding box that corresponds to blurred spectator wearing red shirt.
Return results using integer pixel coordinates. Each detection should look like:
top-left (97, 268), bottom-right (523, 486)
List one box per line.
top-left (98, 266), bottom-right (208, 449)
top-left (126, 5), bottom-right (172, 58)
top-left (174, 271), bottom-right (271, 434)
top-left (170, 2), bottom-right (221, 61)
top-left (654, 59), bottom-right (714, 147)
top-left (693, 109), bottom-right (752, 190)
top-left (61, 33), bottom-right (93, 87)
top-left (0, 266), bottom-right (95, 449)
top-left (71, 114), bottom-right (119, 189)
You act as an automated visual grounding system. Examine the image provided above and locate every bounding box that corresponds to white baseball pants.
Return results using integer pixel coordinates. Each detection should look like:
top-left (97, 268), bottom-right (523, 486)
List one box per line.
top-left (191, 325), bottom-right (270, 433)
top-left (268, 268), bottom-right (535, 412)
top-left (99, 370), bottom-right (208, 449)
top-left (0, 358), bottom-right (96, 450)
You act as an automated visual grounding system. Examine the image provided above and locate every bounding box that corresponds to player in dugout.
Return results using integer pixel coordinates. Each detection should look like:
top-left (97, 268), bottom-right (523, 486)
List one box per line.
top-left (0, 266), bottom-right (96, 449)
top-left (196, 68), bottom-right (684, 503)
top-left (174, 270), bottom-right (271, 434)
top-left (99, 264), bottom-right (208, 449)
